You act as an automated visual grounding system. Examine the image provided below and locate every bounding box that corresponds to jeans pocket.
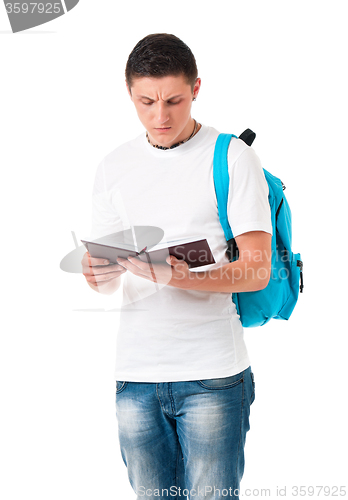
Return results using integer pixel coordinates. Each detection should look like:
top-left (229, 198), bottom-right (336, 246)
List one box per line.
top-left (116, 381), bottom-right (127, 394)
top-left (197, 370), bottom-right (244, 390)
top-left (250, 371), bottom-right (255, 405)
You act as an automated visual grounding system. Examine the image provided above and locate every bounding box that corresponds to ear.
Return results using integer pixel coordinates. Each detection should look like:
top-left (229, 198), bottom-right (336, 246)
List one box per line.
top-left (126, 80), bottom-right (133, 100)
top-left (193, 78), bottom-right (202, 100)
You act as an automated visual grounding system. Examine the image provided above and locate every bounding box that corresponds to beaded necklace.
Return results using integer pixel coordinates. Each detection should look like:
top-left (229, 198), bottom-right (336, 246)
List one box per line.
top-left (146, 120), bottom-right (200, 150)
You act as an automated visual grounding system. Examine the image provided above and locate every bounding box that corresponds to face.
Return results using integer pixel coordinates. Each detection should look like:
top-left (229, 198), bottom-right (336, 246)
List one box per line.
top-left (127, 74), bottom-right (201, 148)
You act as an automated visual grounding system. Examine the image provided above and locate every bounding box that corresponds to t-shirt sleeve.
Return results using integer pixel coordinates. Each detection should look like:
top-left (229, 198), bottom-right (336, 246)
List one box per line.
top-left (227, 145), bottom-right (273, 238)
top-left (90, 159), bottom-right (125, 240)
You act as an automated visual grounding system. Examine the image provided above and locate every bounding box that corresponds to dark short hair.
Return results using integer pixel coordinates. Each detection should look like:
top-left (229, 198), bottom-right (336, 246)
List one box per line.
top-left (125, 33), bottom-right (198, 91)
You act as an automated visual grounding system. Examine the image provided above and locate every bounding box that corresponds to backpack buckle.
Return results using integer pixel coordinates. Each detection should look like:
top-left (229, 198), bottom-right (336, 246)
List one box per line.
top-left (297, 260), bottom-right (304, 293)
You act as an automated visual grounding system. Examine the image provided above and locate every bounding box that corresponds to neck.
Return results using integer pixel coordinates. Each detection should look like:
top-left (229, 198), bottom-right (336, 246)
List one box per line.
top-left (147, 118), bottom-right (200, 150)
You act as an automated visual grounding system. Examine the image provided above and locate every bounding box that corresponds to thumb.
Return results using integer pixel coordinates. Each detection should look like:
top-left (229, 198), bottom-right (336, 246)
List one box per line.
top-left (169, 255), bottom-right (187, 268)
top-left (167, 255), bottom-right (178, 266)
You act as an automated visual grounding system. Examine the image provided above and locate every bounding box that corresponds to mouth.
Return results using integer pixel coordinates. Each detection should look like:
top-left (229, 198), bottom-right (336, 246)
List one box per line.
top-left (155, 127), bottom-right (171, 131)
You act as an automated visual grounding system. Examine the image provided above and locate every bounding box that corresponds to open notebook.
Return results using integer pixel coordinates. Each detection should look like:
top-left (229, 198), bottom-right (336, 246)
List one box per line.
top-left (81, 232), bottom-right (215, 269)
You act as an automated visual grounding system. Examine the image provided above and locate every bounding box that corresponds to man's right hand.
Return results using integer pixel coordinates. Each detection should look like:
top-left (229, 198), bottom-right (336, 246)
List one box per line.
top-left (81, 251), bottom-right (127, 294)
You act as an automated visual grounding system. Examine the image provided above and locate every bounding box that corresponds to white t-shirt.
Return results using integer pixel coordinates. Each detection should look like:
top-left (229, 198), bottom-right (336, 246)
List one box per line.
top-left (91, 125), bottom-right (272, 382)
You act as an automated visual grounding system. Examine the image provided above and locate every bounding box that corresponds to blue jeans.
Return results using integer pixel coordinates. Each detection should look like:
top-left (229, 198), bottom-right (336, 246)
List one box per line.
top-left (115, 367), bottom-right (255, 499)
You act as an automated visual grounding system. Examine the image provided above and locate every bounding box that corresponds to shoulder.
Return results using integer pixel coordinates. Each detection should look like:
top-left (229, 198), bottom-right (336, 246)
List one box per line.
top-left (94, 133), bottom-right (145, 183)
top-left (92, 133), bottom-right (144, 193)
top-left (228, 136), bottom-right (259, 166)
top-left (227, 138), bottom-right (264, 179)
top-left (102, 133), bottom-right (144, 167)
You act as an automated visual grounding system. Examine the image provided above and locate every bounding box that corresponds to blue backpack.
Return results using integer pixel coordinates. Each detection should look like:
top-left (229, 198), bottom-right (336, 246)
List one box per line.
top-left (213, 129), bottom-right (303, 327)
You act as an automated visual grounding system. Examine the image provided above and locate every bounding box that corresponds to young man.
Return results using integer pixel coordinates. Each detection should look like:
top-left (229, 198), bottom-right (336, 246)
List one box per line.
top-left (82, 34), bottom-right (272, 499)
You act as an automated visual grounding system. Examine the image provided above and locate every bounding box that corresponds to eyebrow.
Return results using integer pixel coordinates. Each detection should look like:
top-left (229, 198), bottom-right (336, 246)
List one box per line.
top-left (137, 94), bottom-right (184, 101)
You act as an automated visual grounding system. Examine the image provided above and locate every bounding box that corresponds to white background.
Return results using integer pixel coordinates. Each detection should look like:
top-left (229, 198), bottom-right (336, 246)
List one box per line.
top-left (1, 1), bottom-right (347, 498)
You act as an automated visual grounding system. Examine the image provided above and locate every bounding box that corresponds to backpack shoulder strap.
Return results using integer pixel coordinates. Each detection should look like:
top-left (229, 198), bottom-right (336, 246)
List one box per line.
top-left (213, 133), bottom-right (236, 241)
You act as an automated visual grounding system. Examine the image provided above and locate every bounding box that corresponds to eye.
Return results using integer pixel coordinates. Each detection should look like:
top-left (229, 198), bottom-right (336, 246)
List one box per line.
top-left (168, 100), bottom-right (181, 105)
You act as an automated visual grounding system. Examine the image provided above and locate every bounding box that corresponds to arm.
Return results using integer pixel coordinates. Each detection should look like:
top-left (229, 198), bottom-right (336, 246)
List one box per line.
top-left (117, 231), bottom-right (272, 293)
top-left (184, 231), bottom-right (272, 293)
top-left (84, 159), bottom-right (127, 295)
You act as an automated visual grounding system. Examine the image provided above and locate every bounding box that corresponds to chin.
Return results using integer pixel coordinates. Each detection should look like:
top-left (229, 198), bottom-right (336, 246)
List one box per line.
top-left (152, 130), bottom-right (178, 146)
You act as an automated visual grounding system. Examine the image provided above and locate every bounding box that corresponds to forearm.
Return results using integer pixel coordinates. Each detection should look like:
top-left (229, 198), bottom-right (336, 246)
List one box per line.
top-left (117, 232), bottom-right (272, 294)
top-left (185, 259), bottom-right (271, 293)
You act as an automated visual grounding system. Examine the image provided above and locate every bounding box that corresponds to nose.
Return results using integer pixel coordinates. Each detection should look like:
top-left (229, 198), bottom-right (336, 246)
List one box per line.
top-left (157, 101), bottom-right (169, 125)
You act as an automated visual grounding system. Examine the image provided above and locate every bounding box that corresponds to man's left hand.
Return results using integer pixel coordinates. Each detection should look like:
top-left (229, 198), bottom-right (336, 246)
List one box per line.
top-left (117, 255), bottom-right (194, 289)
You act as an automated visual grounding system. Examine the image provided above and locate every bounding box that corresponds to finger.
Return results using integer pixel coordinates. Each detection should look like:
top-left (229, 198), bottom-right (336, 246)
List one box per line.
top-left (126, 256), bottom-right (153, 271)
top-left (118, 257), bottom-right (156, 280)
top-left (89, 257), bottom-right (111, 266)
top-left (82, 264), bottom-right (120, 276)
top-left (126, 257), bottom-right (160, 278)
top-left (117, 257), bottom-right (149, 273)
top-left (90, 263), bottom-right (126, 275)
top-left (81, 251), bottom-right (110, 267)
top-left (85, 269), bottom-right (126, 284)
top-left (167, 256), bottom-right (188, 269)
